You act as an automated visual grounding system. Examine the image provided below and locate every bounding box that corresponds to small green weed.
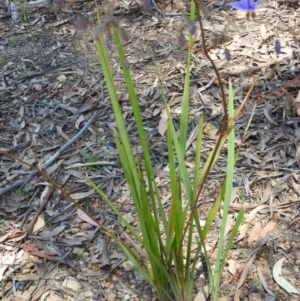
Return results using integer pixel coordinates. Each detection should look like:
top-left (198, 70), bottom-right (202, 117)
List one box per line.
top-left (22, 67), bottom-right (29, 75)
top-left (81, 151), bottom-right (101, 171)
top-left (15, 189), bottom-right (29, 201)
top-left (10, 38), bottom-right (17, 48)
top-left (18, 0), bottom-right (30, 23)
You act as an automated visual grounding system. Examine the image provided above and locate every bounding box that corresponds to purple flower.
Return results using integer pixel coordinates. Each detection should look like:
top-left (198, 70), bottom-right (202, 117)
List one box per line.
top-left (106, 39), bottom-right (112, 51)
top-left (73, 15), bottom-right (88, 30)
top-left (224, 48), bottom-right (231, 61)
top-left (275, 41), bottom-right (281, 55)
top-left (187, 20), bottom-right (196, 35)
top-left (106, 28), bottom-right (112, 43)
top-left (85, 41), bottom-right (92, 51)
top-left (142, 0), bottom-right (153, 13)
top-left (108, 17), bottom-right (119, 28)
top-left (230, 0), bottom-right (258, 11)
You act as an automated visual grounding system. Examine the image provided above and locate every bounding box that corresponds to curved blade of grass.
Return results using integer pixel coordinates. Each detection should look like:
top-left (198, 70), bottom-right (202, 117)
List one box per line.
top-left (193, 115), bottom-right (204, 192)
top-left (222, 208), bottom-right (244, 266)
top-left (94, 17), bottom-right (139, 192)
top-left (111, 20), bottom-right (156, 198)
top-left (166, 120), bottom-right (186, 266)
top-left (204, 90), bottom-right (256, 239)
top-left (165, 121), bottom-right (180, 260)
top-left (179, 0), bottom-right (195, 153)
top-left (212, 78), bottom-right (235, 299)
top-left (110, 22), bottom-right (168, 266)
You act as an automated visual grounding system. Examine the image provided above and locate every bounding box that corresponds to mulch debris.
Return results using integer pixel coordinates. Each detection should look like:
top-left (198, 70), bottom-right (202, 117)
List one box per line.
top-left (1, 0), bottom-right (300, 300)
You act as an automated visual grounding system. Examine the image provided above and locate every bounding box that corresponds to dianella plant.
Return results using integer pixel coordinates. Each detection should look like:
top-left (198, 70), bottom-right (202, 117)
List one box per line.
top-left (86, 1), bottom-right (247, 300)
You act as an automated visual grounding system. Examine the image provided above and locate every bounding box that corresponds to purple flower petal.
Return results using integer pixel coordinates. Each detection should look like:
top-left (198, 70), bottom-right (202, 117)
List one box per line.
top-left (109, 17), bottom-right (119, 28)
top-left (187, 20), bottom-right (196, 35)
top-left (275, 41), bottom-right (281, 55)
top-left (231, 0), bottom-right (257, 11)
top-left (86, 41), bottom-right (92, 51)
top-left (224, 48), bottom-right (231, 61)
top-left (142, 0), bottom-right (153, 13)
top-left (73, 15), bottom-right (88, 30)
top-left (106, 39), bottom-right (113, 51)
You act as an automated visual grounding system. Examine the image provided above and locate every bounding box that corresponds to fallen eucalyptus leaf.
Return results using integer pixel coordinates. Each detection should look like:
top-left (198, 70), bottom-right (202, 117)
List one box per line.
top-left (273, 258), bottom-right (300, 295)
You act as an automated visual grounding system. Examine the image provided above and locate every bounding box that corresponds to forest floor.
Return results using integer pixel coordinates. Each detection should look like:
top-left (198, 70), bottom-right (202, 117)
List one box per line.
top-left (1, 0), bottom-right (300, 300)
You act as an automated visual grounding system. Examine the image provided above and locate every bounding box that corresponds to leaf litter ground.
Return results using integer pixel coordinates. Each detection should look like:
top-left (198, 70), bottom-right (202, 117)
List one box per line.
top-left (1, 1), bottom-right (300, 300)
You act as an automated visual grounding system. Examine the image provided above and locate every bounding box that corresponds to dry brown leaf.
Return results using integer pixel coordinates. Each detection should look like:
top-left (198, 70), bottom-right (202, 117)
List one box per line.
top-left (193, 285), bottom-right (209, 301)
top-left (263, 104), bottom-right (278, 125)
top-left (75, 114), bottom-right (85, 129)
top-left (227, 259), bottom-right (237, 276)
top-left (8, 230), bottom-right (27, 241)
top-left (31, 283), bottom-right (47, 301)
top-left (32, 214), bottom-right (45, 234)
top-left (203, 122), bottom-right (219, 139)
top-left (295, 91), bottom-right (300, 116)
top-left (69, 188), bottom-right (94, 200)
top-left (245, 205), bottom-right (269, 222)
top-left (257, 266), bottom-right (276, 297)
top-left (0, 252), bottom-right (16, 281)
top-left (13, 274), bottom-right (40, 281)
top-left (224, 215), bottom-right (234, 238)
top-left (0, 233), bottom-right (9, 243)
top-left (197, 77), bottom-right (215, 94)
top-left (77, 208), bottom-right (99, 227)
top-left (289, 216), bottom-right (300, 227)
top-left (45, 159), bottom-right (64, 176)
top-left (248, 222), bottom-right (262, 245)
top-left (158, 107), bottom-right (168, 136)
top-left (56, 125), bottom-right (70, 141)
top-left (31, 225), bottom-right (66, 240)
top-left (242, 173), bottom-right (252, 196)
top-left (237, 224), bottom-right (248, 240)
top-left (248, 220), bottom-right (276, 245)
top-left (234, 236), bottom-right (269, 301)
top-left (58, 103), bottom-right (77, 114)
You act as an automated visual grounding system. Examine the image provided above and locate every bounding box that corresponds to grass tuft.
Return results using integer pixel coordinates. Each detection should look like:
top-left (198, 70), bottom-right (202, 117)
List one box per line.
top-left (85, 1), bottom-right (250, 300)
